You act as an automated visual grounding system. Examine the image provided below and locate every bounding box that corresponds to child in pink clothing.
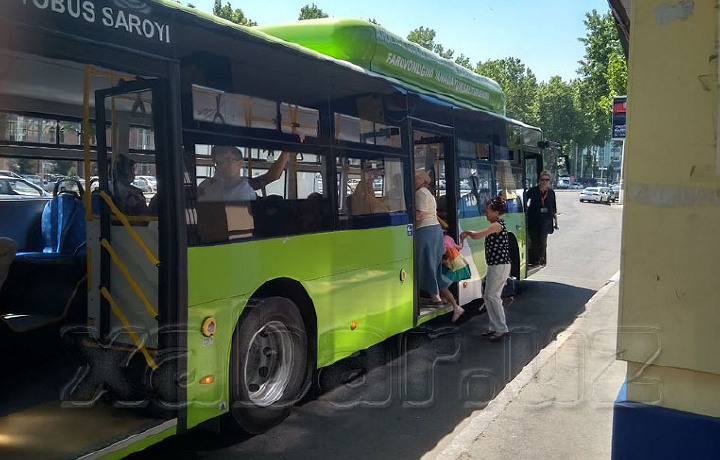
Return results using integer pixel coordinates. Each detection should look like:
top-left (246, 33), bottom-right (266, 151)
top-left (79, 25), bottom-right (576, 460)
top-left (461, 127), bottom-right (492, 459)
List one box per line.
top-left (442, 233), bottom-right (471, 282)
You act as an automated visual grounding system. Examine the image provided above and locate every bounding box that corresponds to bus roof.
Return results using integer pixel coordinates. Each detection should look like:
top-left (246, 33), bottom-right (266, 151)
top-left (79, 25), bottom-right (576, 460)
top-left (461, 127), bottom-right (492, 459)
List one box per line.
top-left (255, 18), bottom-right (506, 115)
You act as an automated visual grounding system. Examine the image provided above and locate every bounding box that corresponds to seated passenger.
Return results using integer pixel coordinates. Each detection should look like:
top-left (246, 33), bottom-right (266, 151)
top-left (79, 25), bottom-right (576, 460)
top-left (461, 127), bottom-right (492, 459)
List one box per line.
top-left (350, 178), bottom-right (377, 215)
top-left (198, 133), bottom-right (304, 202)
top-left (350, 173), bottom-right (389, 215)
top-left (112, 155), bottom-right (149, 215)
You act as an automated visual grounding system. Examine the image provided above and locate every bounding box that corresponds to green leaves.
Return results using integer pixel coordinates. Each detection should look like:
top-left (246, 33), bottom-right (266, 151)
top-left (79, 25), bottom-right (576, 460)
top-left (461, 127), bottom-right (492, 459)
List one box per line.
top-left (212, 0), bottom-right (257, 26)
top-left (476, 57), bottom-right (538, 124)
top-left (577, 9), bottom-right (627, 146)
top-left (299, 3), bottom-right (329, 21)
top-left (407, 27), bottom-right (456, 61)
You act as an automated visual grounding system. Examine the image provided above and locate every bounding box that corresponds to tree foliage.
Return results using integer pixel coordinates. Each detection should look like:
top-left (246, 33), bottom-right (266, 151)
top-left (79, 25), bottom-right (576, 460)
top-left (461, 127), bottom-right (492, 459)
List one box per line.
top-left (576, 10), bottom-right (626, 146)
top-left (536, 76), bottom-right (578, 149)
top-left (475, 57), bottom-right (538, 124)
top-left (454, 54), bottom-right (472, 70)
top-left (11, 158), bottom-right (34, 175)
top-left (407, 27), bottom-right (455, 60)
top-left (213, 0), bottom-right (256, 26)
top-left (299, 3), bottom-right (329, 20)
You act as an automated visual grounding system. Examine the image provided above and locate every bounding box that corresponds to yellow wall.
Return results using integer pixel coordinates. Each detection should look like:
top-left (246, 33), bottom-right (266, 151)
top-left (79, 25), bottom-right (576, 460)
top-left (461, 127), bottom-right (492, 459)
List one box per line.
top-left (618, 0), bottom-right (720, 415)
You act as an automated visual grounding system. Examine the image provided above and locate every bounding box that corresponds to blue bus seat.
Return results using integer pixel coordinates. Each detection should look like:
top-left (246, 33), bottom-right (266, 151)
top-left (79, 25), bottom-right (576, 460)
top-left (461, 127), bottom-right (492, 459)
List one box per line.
top-left (15, 192), bottom-right (86, 259)
top-left (2, 190), bottom-right (89, 334)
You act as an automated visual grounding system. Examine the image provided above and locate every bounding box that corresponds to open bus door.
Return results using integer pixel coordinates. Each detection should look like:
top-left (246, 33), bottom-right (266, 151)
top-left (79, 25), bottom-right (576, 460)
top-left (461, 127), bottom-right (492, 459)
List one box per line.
top-left (0, 78), bottom-right (179, 460)
top-left (411, 126), bottom-right (458, 324)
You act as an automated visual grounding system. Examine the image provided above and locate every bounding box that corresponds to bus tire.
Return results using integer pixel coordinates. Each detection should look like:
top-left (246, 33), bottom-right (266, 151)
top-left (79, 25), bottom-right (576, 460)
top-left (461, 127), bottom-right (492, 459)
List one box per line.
top-left (226, 296), bottom-right (308, 435)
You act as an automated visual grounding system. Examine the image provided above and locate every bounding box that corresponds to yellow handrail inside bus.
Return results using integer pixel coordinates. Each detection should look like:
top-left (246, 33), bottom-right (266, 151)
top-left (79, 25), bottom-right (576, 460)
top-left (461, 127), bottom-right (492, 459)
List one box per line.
top-left (98, 190), bottom-right (160, 267)
top-left (437, 214), bottom-right (449, 228)
top-left (100, 287), bottom-right (158, 371)
top-left (100, 239), bottom-right (159, 319)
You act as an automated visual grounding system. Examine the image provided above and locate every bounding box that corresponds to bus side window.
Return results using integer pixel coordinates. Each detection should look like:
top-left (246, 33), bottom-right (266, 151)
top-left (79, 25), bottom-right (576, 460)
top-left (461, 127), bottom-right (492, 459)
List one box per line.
top-left (336, 156), bottom-right (407, 230)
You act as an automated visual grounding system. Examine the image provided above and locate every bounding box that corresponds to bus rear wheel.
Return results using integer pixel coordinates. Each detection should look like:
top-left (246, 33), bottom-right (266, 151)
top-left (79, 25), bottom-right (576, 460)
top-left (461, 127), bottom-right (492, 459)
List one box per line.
top-left (226, 296), bottom-right (308, 435)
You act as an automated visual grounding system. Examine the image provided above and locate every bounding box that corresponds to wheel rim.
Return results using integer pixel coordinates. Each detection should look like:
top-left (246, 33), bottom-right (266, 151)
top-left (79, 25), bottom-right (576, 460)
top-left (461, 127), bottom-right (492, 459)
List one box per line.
top-left (243, 321), bottom-right (295, 407)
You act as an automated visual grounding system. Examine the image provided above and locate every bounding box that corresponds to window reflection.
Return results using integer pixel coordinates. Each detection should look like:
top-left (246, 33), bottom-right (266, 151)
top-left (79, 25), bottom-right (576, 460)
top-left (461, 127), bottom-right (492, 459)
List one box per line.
top-left (458, 160), bottom-right (491, 218)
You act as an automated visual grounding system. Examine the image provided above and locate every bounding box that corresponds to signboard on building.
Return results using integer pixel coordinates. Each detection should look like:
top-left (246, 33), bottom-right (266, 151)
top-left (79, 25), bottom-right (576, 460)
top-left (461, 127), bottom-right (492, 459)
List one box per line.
top-left (612, 95), bottom-right (627, 140)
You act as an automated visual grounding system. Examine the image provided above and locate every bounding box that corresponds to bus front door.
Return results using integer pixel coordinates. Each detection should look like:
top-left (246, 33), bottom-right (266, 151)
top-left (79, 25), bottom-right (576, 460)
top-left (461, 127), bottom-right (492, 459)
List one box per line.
top-left (412, 128), bottom-right (458, 323)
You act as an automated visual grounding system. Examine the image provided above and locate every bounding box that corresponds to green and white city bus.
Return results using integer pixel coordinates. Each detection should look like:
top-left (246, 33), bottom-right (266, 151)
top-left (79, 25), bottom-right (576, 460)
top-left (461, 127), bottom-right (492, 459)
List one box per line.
top-left (0, 3), bottom-right (558, 458)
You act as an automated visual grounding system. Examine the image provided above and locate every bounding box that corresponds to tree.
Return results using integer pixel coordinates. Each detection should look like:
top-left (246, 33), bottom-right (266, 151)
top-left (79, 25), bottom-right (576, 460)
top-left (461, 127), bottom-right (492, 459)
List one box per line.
top-left (213, 0), bottom-right (256, 26)
top-left (454, 54), bottom-right (472, 70)
top-left (407, 26), bottom-right (435, 50)
top-left (536, 76), bottom-right (579, 152)
top-left (11, 158), bottom-right (34, 175)
top-left (475, 57), bottom-right (538, 124)
top-left (576, 10), bottom-right (627, 145)
top-left (407, 26), bottom-right (455, 60)
top-left (299, 3), bottom-right (328, 20)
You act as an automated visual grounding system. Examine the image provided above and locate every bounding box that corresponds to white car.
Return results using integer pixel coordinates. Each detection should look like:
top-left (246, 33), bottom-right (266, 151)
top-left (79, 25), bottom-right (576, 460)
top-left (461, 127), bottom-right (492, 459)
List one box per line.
top-left (0, 175), bottom-right (49, 198)
top-left (579, 187), bottom-right (610, 203)
top-left (133, 175), bottom-right (157, 193)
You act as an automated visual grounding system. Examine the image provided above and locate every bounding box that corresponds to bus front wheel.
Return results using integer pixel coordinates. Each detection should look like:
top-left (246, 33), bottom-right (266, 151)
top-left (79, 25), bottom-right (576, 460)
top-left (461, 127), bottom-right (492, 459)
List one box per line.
top-left (226, 296), bottom-right (308, 434)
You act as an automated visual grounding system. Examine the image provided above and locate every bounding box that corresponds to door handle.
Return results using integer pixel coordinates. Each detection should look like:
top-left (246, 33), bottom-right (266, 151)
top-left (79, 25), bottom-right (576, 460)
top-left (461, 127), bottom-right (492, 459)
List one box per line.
top-left (516, 224), bottom-right (522, 230)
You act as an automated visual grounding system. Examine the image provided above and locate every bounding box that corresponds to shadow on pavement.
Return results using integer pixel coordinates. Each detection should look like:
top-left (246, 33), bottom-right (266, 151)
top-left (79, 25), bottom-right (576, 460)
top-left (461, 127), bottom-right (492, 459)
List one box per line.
top-left (132, 280), bottom-right (595, 460)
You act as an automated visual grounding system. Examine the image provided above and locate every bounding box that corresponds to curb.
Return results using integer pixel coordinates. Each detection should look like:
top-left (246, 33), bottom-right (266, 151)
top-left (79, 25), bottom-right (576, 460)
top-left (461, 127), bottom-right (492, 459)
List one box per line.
top-left (432, 270), bottom-right (621, 459)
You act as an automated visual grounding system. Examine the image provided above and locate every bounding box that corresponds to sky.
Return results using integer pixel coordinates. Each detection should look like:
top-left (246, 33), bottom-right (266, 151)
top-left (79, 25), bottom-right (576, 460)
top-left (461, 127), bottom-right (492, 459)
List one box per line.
top-left (189, 0), bottom-right (611, 83)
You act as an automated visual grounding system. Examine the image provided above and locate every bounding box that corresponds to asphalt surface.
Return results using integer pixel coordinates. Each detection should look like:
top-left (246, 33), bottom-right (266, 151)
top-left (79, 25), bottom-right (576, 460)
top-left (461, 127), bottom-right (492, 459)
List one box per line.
top-left (134, 190), bottom-right (622, 460)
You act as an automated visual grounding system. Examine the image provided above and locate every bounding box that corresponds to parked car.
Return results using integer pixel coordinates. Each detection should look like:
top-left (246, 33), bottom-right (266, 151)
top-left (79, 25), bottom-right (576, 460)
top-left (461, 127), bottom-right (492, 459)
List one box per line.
top-left (606, 186), bottom-right (618, 202)
top-left (569, 183), bottom-right (584, 189)
top-left (133, 175), bottom-right (158, 193)
top-left (0, 175), bottom-right (49, 198)
top-left (0, 170), bottom-right (23, 179)
top-left (599, 187), bottom-right (613, 204)
top-left (610, 184), bottom-right (621, 202)
top-left (22, 174), bottom-right (44, 187)
top-left (579, 186), bottom-right (610, 204)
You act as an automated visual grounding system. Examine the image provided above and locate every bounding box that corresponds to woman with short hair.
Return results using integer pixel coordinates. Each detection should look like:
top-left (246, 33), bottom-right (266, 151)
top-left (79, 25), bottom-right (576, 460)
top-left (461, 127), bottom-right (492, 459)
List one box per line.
top-left (414, 169), bottom-right (464, 323)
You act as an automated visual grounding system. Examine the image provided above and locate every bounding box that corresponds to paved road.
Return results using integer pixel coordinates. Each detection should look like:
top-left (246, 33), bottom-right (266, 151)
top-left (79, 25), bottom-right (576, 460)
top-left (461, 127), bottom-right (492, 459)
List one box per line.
top-left (134, 190), bottom-right (622, 459)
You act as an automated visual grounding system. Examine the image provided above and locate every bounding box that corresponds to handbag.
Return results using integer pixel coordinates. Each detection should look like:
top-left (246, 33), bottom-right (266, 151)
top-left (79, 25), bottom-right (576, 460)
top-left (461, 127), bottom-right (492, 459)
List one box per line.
top-left (442, 251), bottom-right (472, 282)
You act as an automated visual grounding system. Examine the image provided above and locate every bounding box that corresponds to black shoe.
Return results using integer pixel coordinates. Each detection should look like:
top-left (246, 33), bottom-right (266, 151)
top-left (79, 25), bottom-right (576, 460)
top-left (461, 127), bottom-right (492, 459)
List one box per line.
top-left (488, 332), bottom-right (508, 342)
top-left (481, 330), bottom-right (496, 337)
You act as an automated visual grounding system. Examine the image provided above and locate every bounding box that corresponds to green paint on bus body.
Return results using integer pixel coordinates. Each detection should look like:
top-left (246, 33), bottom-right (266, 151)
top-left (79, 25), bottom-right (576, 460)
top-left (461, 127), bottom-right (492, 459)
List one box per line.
top-left (185, 225), bottom-right (414, 428)
top-left (256, 18), bottom-right (506, 115)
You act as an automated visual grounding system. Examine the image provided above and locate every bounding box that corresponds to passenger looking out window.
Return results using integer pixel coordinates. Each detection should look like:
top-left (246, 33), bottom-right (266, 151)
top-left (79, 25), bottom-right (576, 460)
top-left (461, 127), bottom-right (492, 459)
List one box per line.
top-left (198, 133), bottom-right (304, 202)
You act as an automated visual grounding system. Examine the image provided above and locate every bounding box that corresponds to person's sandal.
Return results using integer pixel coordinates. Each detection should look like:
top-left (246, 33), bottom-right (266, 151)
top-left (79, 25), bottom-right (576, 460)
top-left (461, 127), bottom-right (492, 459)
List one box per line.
top-left (488, 332), bottom-right (508, 342)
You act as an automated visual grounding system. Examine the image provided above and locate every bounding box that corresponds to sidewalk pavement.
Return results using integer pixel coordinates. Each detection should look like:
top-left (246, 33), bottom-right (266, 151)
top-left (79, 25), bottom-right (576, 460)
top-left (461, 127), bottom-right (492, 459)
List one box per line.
top-left (424, 272), bottom-right (625, 459)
